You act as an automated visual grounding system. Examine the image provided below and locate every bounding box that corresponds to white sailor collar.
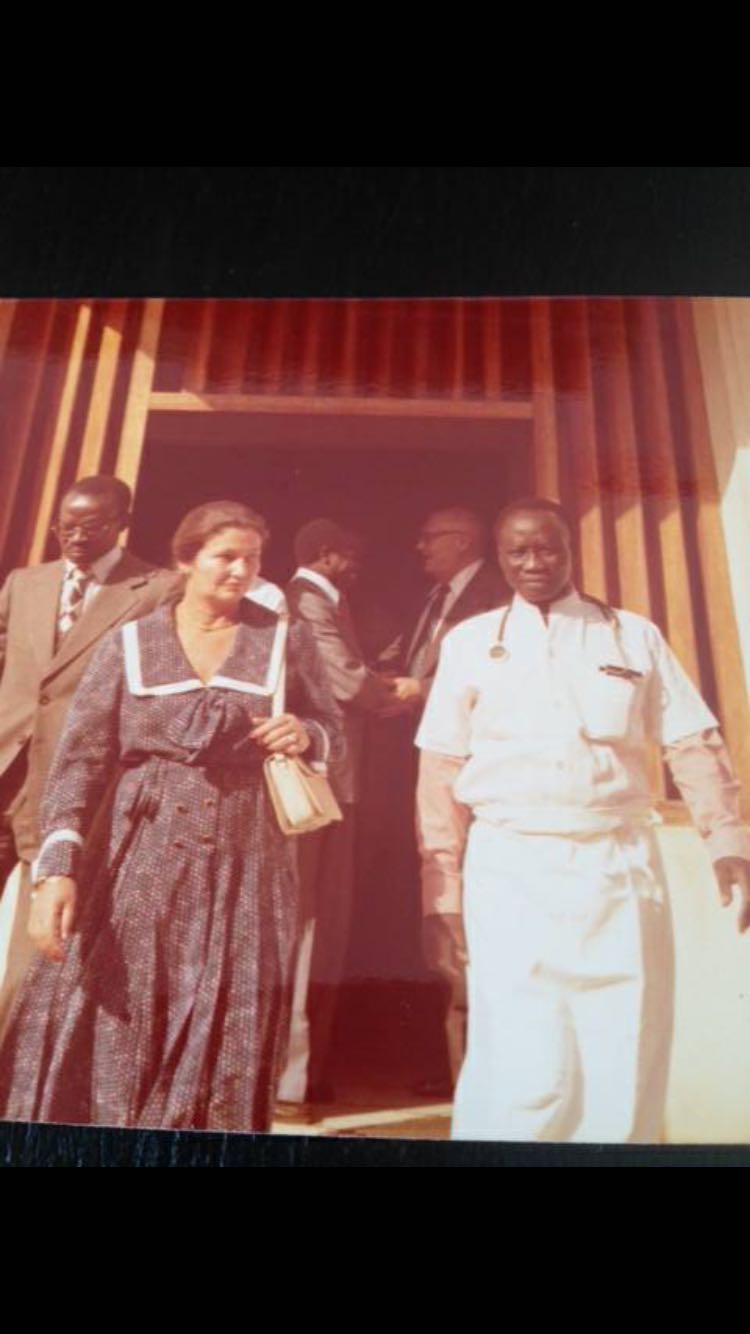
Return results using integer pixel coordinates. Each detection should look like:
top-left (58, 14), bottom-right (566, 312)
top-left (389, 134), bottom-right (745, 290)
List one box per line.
top-left (122, 601), bottom-right (286, 697)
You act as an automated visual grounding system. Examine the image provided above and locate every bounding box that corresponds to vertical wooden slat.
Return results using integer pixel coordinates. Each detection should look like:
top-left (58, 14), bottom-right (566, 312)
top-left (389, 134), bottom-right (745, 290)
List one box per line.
top-left (28, 303), bottom-right (93, 564)
top-left (77, 299), bottom-right (128, 477)
top-left (263, 299), bottom-right (290, 394)
top-left (451, 300), bottom-right (465, 399)
top-left (377, 299), bottom-right (397, 396)
top-left (411, 299), bottom-right (430, 398)
top-left (337, 299), bottom-right (358, 397)
top-left (625, 299), bottom-right (701, 681)
top-left (215, 301), bottom-right (250, 393)
top-left (114, 300), bottom-right (164, 496)
top-left (0, 299), bottom-right (18, 364)
top-left (482, 300), bottom-right (502, 397)
top-left (551, 300), bottom-right (608, 598)
top-left (530, 299), bottom-right (560, 498)
top-left (672, 299), bottom-right (750, 804)
top-left (0, 302), bottom-right (57, 558)
top-left (300, 300), bottom-right (322, 393)
top-left (183, 298), bottom-right (216, 393)
top-left (691, 299), bottom-right (750, 697)
top-left (589, 299), bottom-right (651, 617)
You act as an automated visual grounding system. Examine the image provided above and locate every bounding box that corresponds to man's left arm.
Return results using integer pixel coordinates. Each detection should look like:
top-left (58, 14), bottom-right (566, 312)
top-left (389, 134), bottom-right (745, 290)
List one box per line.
top-left (646, 620), bottom-right (750, 933)
top-left (665, 729), bottom-right (750, 933)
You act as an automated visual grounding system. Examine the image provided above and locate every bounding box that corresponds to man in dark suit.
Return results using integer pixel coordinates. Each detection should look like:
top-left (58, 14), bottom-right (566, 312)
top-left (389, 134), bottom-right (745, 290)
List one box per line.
top-left (0, 474), bottom-right (176, 1029)
top-left (276, 519), bottom-right (394, 1119)
top-left (380, 507), bottom-right (508, 1095)
top-left (384, 507), bottom-right (509, 708)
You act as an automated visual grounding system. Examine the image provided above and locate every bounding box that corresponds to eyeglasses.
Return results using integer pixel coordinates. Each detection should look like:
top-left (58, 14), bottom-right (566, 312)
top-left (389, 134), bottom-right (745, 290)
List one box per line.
top-left (52, 518), bottom-right (118, 539)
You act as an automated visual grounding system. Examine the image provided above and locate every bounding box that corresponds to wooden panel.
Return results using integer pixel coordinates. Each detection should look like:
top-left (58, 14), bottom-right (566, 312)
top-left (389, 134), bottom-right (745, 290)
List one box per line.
top-left (671, 299), bottom-right (750, 803)
top-left (530, 299), bottom-right (559, 498)
top-left (183, 299), bottom-right (216, 392)
top-left (550, 300), bottom-right (607, 598)
top-left (27, 304), bottom-right (93, 564)
top-left (77, 300), bottom-right (128, 477)
top-left (481, 300), bottom-right (502, 397)
top-left (0, 302), bottom-right (57, 555)
top-left (114, 300), bottom-right (164, 496)
top-left (0, 300), bottom-right (18, 363)
top-left (625, 299), bottom-right (700, 681)
top-left (587, 299), bottom-right (651, 616)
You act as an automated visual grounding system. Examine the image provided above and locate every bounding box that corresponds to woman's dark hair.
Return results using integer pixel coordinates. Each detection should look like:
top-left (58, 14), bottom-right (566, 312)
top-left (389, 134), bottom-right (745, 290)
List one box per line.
top-left (171, 501), bottom-right (270, 566)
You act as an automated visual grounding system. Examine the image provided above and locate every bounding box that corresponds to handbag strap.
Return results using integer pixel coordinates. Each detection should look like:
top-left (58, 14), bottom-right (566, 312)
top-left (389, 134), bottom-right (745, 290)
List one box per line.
top-left (271, 613), bottom-right (289, 717)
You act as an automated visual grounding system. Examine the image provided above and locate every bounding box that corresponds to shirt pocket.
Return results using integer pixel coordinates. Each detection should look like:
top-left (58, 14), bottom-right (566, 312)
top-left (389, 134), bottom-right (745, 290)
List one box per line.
top-left (576, 667), bottom-right (648, 741)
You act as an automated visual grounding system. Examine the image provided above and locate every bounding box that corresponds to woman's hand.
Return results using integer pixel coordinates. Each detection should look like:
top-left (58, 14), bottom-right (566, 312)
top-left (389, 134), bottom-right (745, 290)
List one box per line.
top-left (28, 876), bottom-right (77, 962)
top-left (250, 713), bottom-right (311, 757)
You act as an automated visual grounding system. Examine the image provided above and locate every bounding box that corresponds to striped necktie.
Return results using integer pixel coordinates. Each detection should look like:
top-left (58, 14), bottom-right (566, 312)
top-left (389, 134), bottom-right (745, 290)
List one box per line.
top-left (57, 566), bottom-right (91, 643)
top-left (407, 583), bottom-right (451, 677)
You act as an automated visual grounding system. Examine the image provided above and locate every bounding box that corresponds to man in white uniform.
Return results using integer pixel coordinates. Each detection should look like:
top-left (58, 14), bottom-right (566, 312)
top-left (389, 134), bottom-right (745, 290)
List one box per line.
top-left (416, 498), bottom-right (750, 1142)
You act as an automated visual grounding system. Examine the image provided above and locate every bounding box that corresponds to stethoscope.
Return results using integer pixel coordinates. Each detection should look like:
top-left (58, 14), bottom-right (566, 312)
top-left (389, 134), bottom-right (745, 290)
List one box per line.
top-left (489, 594), bottom-right (643, 681)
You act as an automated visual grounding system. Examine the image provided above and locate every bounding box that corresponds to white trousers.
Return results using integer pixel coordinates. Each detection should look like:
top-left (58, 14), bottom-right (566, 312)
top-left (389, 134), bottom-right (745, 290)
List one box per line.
top-left (453, 821), bottom-right (674, 1143)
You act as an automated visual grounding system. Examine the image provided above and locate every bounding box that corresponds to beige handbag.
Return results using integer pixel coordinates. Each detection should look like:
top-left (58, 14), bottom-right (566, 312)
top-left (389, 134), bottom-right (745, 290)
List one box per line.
top-left (263, 618), bottom-right (343, 836)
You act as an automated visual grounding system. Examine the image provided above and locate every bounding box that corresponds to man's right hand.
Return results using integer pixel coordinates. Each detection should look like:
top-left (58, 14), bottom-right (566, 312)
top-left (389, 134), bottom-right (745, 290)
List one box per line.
top-left (421, 912), bottom-right (468, 985)
top-left (28, 876), bottom-right (77, 962)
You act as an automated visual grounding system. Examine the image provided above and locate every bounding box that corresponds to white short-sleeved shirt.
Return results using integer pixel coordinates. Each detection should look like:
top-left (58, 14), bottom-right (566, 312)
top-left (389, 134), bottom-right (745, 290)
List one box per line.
top-left (416, 590), bottom-right (718, 835)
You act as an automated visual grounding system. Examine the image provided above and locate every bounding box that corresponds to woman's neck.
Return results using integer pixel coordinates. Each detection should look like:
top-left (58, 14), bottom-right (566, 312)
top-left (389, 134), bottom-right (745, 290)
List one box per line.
top-left (177, 593), bottom-right (240, 631)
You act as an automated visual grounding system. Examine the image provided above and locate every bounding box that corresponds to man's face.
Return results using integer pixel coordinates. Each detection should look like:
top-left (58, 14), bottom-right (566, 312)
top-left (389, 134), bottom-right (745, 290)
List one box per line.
top-left (416, 516), bottom-right (470, 583)
top-left (495, 510), bottom-right (573, 605)
top-left (328, 547), bottom-right (360, 590)
top-left (54, 492), bottom-right (126, 569)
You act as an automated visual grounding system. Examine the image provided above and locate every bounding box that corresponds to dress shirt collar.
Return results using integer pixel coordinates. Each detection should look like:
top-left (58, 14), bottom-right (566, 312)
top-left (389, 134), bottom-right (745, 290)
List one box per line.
top-left (63, 544), bottom-right (123, 585)
top-left (432, 558), bottom-right (483, 604)
top-left (293, 566), bottom-right (340, 606)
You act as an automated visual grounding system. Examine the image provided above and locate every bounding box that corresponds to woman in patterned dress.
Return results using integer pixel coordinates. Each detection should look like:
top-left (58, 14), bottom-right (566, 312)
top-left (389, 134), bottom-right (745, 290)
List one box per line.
top-left (0, 501), bottom-right (343, 1131)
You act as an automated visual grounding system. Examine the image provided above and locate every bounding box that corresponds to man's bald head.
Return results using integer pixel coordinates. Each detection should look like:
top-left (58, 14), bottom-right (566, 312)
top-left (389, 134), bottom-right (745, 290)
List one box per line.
top-left (416, 507), bottom-right (486, 582)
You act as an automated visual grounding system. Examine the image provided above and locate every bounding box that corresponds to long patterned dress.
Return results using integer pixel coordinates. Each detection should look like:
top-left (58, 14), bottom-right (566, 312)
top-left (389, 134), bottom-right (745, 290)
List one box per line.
top-left (0, 601), bottom-right (343, 1131)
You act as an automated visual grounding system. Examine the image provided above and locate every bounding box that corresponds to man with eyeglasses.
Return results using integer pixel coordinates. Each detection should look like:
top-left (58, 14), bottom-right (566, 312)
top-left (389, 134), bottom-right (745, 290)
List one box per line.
top-left (379, 507), bottom-right (507, 1097)
top-left (0, 475), bottom-right (176, 1031)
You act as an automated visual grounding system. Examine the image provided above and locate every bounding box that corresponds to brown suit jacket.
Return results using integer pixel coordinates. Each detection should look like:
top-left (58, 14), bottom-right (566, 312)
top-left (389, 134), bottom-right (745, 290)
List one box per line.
top-left (287, 576), bottom-right (391, 803)
top-left (0, 550), bottom-right (178, 859)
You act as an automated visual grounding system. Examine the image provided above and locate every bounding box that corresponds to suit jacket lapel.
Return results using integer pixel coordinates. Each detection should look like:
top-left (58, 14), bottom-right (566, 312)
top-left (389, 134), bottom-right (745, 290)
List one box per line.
top-left (421, 564), bottom-right (489, 676)
top-left (28, 562), bottom-right (64, 674)
top-left (42, 555), bottom-right (153, 682)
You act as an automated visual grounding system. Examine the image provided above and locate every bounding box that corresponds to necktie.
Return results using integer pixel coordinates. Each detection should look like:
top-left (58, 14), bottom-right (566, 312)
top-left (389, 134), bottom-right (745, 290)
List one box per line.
top-left (57, 567), bottom-right (90, 643)
top-left (407, 583), bottom-right (451, 677)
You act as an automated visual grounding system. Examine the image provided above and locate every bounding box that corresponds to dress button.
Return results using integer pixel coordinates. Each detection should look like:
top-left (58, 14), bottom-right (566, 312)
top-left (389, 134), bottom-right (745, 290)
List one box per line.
top-left (175, 803), bottom-right (188, 813)
top-left (203, 797), bottom-right (215, 809)
top-left (173, 839), bottom-right (185, 849)
top-left (200, 835), bottom-right (214, 846)
top-left (39, 694), bottom-right (50, 705)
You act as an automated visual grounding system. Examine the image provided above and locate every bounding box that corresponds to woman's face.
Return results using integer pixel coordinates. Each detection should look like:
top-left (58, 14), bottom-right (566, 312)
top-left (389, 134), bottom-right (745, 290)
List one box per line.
top-left (181, 526), bottom-right (264, 607)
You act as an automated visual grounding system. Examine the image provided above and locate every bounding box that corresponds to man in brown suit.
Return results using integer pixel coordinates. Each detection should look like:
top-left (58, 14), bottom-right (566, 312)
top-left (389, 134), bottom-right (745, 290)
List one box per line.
top-left (0, 475), bottom-right (176, 1027)
top-left (276, 519), bottom-right (394, 1119)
